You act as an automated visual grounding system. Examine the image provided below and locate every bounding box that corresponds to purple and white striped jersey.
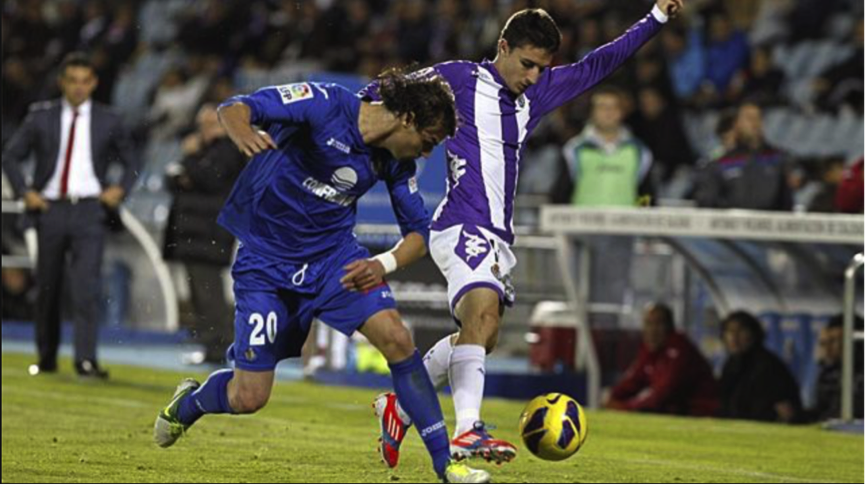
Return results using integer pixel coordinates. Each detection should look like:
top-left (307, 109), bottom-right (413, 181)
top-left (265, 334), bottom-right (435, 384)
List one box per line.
top-left (363, 7), bottom-right (667, 245)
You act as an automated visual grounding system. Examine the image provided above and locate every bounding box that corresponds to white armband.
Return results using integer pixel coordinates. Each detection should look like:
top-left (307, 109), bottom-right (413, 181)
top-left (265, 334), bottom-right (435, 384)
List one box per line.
top-left (373, 252), bottom-right (398, 274)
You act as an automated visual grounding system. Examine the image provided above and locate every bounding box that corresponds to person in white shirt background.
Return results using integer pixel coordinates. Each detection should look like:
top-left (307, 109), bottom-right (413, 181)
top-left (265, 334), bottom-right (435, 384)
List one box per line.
top-left (2, 52), bottom-right (140, 379)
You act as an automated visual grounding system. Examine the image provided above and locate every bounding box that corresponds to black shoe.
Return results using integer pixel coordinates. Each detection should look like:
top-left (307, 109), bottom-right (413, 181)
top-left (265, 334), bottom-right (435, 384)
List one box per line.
top-left (75, 360), bottom-right (109, 379)
top-left (28, 361), bottom-right (57, 376)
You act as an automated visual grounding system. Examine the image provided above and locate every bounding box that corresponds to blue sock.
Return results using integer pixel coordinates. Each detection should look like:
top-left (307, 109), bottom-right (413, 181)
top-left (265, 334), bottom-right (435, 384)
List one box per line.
top-left (390, 351), bottom-right (451, 477)
top-left (177, 369), bottom-right (235, 426)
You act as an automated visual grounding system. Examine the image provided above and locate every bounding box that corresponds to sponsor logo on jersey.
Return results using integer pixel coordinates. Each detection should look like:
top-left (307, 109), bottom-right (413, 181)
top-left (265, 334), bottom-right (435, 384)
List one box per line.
top-left (277, 83), bottom-right (314, 104)
top-left (327, 137), bottom-right (351, 154)
top-left (448, 151), bottom-right (467, 187)
top-left (303, 177), bottom-right (357, 206)
top-left (408, 176), bottom-right (419, 194)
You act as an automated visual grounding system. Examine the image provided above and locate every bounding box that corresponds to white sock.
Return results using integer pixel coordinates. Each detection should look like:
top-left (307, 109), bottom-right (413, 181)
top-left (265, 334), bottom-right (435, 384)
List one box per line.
top-left (423, 334), bottom-right (455, 391)
top-left (395, 334), bottom-right (455, 425)
top-left (449, 344), bottom-right (486, 436)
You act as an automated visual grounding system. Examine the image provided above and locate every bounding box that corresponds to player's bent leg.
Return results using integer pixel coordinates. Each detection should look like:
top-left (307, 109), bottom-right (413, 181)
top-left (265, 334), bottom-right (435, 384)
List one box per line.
top-left (227, 368), bottom-right (274, 414)
top-left (449, 287), bottom-right (516, 464)
top-left (153, 367), bottom-right (274, 448)
top-left (361, 310), bottom-right (429, 469)
top-left (360, 309), bottom-right (415, 363)
top-left (360, 310), bottom-right (488, 482)
top-left (454, 287), bottom-right (501, 353)
top-left (153, 377), bottom-right (201, 448)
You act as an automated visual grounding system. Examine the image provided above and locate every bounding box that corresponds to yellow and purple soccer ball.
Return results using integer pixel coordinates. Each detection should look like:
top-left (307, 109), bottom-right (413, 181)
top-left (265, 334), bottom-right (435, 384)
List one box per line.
top-left (518, 393), bottom-right (588, 461)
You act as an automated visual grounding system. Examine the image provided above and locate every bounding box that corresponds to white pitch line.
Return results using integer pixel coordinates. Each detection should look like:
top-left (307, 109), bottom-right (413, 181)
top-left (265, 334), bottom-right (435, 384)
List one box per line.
top-left (619, 457), bottom-right (837, 483)
top-left (2, 385), bottom-right (150, 409)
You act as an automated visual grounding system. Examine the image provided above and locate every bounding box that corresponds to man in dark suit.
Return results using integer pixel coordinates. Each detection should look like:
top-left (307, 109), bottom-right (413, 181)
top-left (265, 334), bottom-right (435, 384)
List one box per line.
top-left (2, 52), bottom-right (140, 378)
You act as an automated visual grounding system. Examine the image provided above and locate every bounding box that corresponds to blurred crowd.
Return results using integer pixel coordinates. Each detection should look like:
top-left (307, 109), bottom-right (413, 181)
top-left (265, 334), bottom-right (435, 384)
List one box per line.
top-left (605, 304), bottom-right (863, 424)
top-left (0, 0), bottom-right (865, 378)
top-left (2, 0), bottom-right (863, 214)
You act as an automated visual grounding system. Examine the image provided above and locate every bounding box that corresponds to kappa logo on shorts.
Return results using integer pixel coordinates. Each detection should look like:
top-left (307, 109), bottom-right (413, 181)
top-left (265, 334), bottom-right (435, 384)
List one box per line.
top-left (455, 225), bottom-right (489, 270)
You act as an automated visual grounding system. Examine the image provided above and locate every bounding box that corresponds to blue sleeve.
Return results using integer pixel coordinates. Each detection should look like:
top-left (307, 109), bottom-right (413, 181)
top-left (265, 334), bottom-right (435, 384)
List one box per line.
top-left (220, 82), bottom-right (330, 127)
top-left (384, 160), bottom-right (431, 244)
top-left (530, 9), bottom-right (665, 116)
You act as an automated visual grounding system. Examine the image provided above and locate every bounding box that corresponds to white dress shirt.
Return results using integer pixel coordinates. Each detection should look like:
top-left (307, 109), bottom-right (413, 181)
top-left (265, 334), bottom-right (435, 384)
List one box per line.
top-left (42, 99), bottom-right (102, 199)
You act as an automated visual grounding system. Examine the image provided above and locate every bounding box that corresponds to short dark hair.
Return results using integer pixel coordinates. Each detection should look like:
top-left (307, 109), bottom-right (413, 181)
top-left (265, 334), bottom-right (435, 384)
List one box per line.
top-left (59, 52), bottom-right (95, 75)
top-left (647, 302), bottom-right (675, 333)
top-left (721, 311), bottom-right (766, 344)
top-left (376, 66), bottom-right (457, 137)
top-left (500, 8), bottom-right (562, 53)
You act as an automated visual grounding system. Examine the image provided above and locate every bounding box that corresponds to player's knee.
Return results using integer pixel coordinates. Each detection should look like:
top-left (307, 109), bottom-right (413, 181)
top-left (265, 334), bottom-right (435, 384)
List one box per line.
top-left (231, 386), bottom-right (270, 414)
top-left (464, 306), bottom-right (500, 339)
top-left (380, 319), bottom-right (415, 362)
top-left (484, 326), bottom-right (500, 354)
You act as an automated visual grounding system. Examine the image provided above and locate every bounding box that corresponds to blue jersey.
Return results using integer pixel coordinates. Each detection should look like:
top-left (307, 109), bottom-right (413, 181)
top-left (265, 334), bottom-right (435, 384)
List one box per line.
top-left (217, 82), bottom-right (429, 265)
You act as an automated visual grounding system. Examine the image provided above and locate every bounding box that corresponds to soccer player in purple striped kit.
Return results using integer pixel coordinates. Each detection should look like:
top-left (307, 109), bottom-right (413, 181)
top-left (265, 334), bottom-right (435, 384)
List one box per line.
top-left (367, 0), bottom-right (685, 468)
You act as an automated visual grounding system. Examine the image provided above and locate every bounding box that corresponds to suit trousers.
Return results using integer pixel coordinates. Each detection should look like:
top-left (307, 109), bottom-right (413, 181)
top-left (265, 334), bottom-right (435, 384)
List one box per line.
top-left (34, 199), bottom-right (105, 366)
top-left (185, 262), bottom-right (232, 361)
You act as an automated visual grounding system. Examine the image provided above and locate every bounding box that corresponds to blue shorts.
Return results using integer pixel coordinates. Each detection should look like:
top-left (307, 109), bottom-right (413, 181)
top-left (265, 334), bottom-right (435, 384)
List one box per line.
top-left (227, 241), bottom-right (396, 371)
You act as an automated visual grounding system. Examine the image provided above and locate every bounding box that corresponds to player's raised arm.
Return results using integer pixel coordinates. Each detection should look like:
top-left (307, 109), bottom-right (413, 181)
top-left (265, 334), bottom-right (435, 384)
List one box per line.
top-left (533, 0), bottom-right (683, 115)
top-left (218, 82), bottom-right (331, 157)
top-left (217, 102), bottom-right (277, 157)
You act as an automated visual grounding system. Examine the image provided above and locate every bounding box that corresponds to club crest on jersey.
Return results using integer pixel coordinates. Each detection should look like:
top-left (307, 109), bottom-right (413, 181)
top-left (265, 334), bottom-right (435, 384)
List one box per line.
top-left (277, 83), bottom-right (313, 104)
top-left (455, 225), bottom-right (489, 270)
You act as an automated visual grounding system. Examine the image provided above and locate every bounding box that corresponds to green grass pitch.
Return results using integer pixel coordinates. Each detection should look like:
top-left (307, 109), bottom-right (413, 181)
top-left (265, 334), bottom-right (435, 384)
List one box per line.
top-left (2, 351), bottom-right (862, 483)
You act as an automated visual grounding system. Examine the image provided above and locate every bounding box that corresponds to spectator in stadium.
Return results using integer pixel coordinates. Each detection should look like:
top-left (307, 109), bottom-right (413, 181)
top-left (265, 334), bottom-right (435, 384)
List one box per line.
top-left (605, 303), bottom-right (719, 416)
top-left (703, 10), bottom-right (750, 100)
top-left (553, 88), bottom-right (653, 322)
top-left (718, 311), bottom-right (803, 423)
top-left (660, 24), bottom-right (706, 101)
top-left (808, 315), bottom-right (864, 421)
top-left (694, 101), bottom-right (794, 211)
top-left (554, 87), bottom-right (653, 206)
top-left (1, 52), bottom-right (140, 379)
top-left (163, 104), bottom-right (245, 365)
top-left (146, 67), bottom-right (209, 142)
top-left (834, 158), bottom-right (863, 213)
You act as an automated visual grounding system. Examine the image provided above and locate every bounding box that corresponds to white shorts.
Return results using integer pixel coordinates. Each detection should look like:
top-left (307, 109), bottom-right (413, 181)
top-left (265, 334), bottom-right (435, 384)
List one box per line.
top-left (429, 224), bottom-right (516, 322)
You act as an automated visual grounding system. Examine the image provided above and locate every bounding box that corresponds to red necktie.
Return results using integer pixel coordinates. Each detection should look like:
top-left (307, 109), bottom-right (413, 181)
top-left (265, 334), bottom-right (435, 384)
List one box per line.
top-left (59, 109), bottom-right (79, 198)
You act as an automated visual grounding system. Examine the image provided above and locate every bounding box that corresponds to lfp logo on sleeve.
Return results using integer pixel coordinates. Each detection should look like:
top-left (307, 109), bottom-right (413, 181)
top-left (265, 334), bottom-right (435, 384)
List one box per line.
top-left (277, 83), bottom-right (314, 104)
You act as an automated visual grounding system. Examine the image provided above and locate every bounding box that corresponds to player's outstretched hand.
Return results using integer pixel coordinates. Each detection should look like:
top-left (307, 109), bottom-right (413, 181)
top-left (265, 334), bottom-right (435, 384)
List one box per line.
top-left (340, 258), bottom-right (387, 292)
top-left (656, 0), bottom-right (684, 18)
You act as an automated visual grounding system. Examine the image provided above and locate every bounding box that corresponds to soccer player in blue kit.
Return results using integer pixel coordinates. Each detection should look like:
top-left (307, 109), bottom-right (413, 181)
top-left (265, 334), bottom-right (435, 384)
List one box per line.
top-left (152, 70), bottom-right (491, 483)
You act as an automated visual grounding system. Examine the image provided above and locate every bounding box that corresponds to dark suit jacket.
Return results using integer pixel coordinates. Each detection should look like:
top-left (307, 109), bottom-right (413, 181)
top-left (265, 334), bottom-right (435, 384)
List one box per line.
top-left (2, 99), bottom-right (140, 198)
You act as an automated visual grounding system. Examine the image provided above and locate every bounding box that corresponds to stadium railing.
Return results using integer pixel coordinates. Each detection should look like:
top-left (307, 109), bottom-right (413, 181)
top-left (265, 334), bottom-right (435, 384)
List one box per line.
top-left (1, 199), bottom-right (179, 332)
top-left (540, 206), bottom-right (864, 409)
